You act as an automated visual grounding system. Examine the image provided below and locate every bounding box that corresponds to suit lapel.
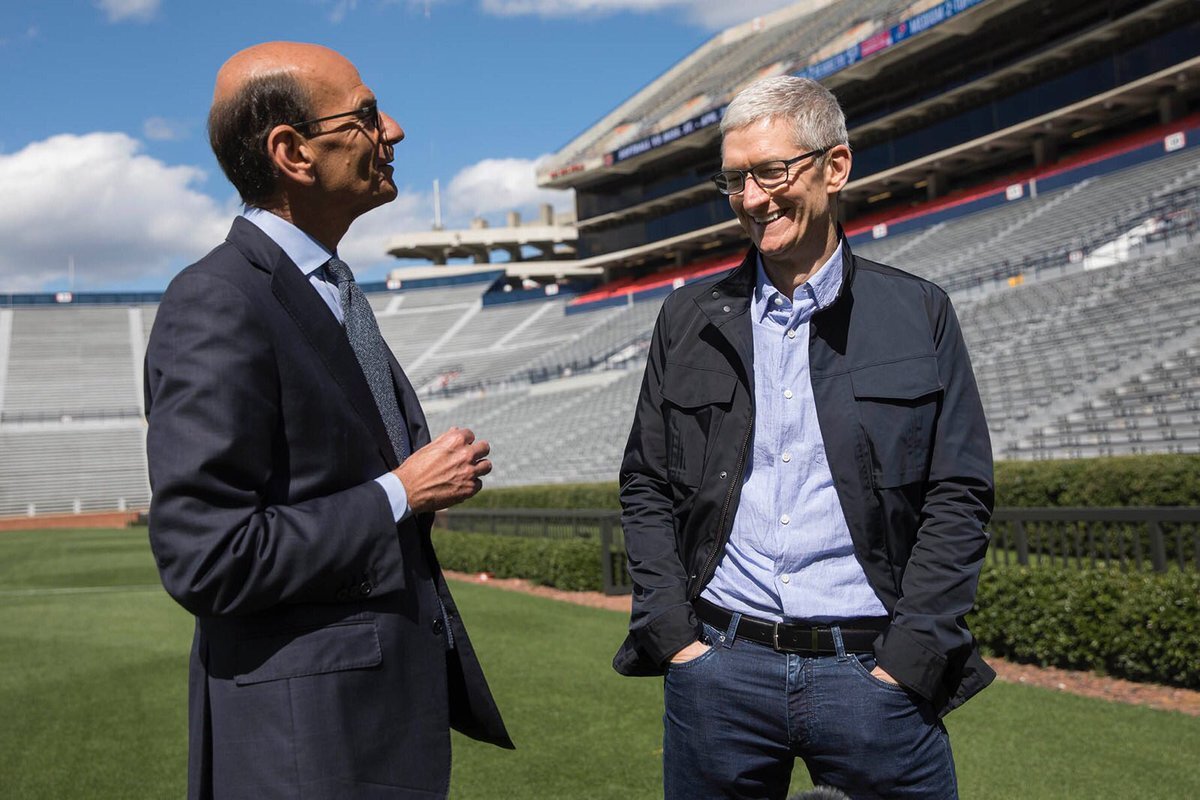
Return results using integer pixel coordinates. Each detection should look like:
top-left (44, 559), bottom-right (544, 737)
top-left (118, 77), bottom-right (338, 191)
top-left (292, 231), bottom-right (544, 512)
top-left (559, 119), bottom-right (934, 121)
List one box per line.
top-left (227, 218), bottom-right (400, 471)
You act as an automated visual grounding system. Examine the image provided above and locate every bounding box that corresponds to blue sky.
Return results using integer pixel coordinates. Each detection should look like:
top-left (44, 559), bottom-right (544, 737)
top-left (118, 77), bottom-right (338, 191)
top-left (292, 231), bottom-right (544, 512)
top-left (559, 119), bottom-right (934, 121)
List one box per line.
top-left (0, 0), bottom-right (796, 292)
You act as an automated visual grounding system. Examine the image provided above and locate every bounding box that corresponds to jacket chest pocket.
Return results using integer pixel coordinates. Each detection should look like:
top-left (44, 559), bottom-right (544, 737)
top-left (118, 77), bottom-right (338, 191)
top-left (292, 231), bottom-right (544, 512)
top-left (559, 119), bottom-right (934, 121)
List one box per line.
top-left (660, 367), bottom-right (737, 488)
top-left (851, 357), bottom-right (942, 488)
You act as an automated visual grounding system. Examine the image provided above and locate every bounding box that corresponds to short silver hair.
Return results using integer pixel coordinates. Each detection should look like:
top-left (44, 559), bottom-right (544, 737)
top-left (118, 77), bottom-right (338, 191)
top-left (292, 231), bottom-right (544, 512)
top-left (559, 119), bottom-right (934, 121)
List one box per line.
top-left (720, 76), bottom-right (848, 153)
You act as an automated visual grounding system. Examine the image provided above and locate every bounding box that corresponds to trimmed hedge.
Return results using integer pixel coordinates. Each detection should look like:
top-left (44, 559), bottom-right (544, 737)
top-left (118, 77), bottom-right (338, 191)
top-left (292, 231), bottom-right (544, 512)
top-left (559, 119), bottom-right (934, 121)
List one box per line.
top-left (994, 454), bottom-right (1200, 507)
top-left (466, 454), bottom-right (1200, 510)
top-left (971, 564), bottom-right (1200, 689)
top-left (432, 529), bottom-right (602, 592)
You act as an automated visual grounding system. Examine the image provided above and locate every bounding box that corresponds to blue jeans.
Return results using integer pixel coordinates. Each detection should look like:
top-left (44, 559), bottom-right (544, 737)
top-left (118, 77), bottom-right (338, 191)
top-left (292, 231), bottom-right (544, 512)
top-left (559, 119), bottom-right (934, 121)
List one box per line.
top-left (663, 619), bottom-right (956, 800)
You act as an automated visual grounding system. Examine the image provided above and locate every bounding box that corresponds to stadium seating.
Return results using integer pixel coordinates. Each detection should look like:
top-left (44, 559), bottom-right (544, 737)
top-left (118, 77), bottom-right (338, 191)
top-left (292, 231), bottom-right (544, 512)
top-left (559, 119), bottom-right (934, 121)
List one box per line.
top-left (2, 156), bottom-right (1196, 512)
top-left (3, 0), bottom-right (1200, 513)
top-left (2, 306), bottom-right (143, 422)
top-left (0, 425), bottom-right (148, 517)
top-left (854, 145), bottom-right (1200, 293)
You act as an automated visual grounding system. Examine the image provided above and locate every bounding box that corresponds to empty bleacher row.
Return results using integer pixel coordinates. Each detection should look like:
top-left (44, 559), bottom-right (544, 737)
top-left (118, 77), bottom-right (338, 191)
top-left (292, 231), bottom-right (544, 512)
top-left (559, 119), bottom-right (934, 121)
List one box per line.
top-left (2, 306), bottom-right (143, 422)
top-left (955, 243), bottom-right (1200, 454)
top-left (422, 370), bottom-right (643, 487)
top-left (0, 425), bottom-right (148, 517)
top-left (853, 145), bottom-right (1200, 293)
top-left (1008, 346), bottom-right (1200, 460)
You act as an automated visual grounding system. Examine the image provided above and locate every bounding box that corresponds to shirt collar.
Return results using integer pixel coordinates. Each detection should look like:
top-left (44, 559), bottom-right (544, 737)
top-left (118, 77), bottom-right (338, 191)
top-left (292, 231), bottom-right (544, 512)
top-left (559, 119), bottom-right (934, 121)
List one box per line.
top-left (753, 240), bottom-right (845, 320)
top-left (241, 206), bottom-right (335, 278)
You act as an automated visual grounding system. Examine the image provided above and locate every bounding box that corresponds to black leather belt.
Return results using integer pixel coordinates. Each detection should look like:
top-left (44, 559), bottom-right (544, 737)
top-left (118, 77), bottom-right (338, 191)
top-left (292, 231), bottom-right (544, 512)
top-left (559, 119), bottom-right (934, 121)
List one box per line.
top-left (694, 598), bottom-right (887, 655)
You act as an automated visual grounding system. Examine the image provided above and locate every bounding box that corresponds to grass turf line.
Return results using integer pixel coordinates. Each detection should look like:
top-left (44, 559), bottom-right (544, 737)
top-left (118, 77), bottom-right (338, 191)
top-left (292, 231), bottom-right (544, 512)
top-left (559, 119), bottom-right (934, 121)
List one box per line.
top-left (1, 527), bottom-right (1198, 798)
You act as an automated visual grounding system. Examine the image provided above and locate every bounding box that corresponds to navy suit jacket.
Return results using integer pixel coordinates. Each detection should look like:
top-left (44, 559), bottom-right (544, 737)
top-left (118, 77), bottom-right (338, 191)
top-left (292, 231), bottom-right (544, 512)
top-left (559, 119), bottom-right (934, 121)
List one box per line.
top-left (145, 218), bottom-right (511, 800)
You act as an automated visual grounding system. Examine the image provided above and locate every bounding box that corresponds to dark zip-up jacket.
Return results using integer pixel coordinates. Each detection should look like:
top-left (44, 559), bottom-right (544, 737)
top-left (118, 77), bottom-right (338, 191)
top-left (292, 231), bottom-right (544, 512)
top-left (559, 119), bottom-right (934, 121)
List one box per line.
top-left (613, 238), bottom-right (996, 716)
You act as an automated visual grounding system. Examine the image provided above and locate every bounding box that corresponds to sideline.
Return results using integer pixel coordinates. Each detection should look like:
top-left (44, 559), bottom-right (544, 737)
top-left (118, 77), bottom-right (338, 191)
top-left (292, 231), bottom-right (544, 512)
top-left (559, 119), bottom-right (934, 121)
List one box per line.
top-left (0, 584), bottom-right (161, 597)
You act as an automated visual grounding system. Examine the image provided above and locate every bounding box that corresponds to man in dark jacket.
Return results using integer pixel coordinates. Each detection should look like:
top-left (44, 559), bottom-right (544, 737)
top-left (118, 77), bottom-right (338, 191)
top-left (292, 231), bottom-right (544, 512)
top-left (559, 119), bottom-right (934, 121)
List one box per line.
top-left (615, 76), bottom-right (994, 799)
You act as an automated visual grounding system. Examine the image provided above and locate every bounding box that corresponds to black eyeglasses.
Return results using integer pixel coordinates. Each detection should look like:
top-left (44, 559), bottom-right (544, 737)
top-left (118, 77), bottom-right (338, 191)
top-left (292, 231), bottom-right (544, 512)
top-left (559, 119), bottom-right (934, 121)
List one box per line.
top-left (288, 103), bottom-right (380, 135)
top-left (710, 148), bottom-right (828, 195)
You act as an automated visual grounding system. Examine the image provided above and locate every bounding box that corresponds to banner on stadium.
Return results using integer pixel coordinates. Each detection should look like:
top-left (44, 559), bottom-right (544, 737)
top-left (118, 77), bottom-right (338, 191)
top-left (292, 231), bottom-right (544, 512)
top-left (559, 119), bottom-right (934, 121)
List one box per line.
top-left (601, 0), bottom-right (987, 169)
top-left (609, 105), bottom-right (726, 166)
top-left (797, 0), bottom-right (987, 82)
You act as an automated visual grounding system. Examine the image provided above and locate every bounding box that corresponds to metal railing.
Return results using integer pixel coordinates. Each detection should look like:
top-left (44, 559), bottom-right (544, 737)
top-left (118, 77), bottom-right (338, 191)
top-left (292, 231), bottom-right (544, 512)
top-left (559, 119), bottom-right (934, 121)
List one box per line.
top-left (438, 506), bottom-right (1200, 596)
top-left (435, 508), bottom-right (629, 595)
top-left (988, 507), bottom-right (1200, 573)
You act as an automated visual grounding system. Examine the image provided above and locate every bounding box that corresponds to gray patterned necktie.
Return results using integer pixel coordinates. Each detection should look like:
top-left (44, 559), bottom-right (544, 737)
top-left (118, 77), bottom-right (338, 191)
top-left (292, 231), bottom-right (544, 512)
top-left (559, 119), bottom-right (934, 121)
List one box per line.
top-left (325, 257), bottom-right (410, 461)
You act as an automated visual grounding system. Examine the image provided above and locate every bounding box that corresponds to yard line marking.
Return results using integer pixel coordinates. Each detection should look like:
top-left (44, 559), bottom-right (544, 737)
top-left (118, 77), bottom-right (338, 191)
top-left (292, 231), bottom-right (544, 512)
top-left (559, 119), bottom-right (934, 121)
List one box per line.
top-left (0, 584), bottom-right (162, 597)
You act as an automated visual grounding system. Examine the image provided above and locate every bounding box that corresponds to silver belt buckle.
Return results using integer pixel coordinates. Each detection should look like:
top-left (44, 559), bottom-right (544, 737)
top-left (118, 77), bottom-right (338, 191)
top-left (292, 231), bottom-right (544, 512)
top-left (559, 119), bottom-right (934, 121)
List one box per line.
top-left (772, 622), bottom-right (781, 651)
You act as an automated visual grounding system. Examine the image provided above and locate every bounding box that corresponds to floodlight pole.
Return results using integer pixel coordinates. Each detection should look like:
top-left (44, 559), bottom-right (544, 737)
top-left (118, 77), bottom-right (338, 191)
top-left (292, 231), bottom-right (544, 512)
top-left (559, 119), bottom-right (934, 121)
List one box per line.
top-left (433, 179), bottom-right (443, 231)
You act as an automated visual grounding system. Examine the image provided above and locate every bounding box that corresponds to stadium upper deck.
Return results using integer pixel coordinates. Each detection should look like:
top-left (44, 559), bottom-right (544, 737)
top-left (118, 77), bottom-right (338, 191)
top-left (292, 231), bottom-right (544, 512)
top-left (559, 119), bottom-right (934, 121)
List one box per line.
top-left (537, 0), bottom-right (1199, 277)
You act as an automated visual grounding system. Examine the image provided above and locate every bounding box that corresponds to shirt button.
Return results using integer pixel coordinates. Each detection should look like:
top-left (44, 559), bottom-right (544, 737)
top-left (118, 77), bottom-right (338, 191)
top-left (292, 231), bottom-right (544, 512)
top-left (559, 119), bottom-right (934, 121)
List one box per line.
top-left (432, 617), bottom-right (445, 635)
top-left (719, 471), bottom-right (728, 479)
top-left (782, 452), bottom-right (791, 463)
top-left (773, 296), bottom-right (783, 306)
top-left (780, 514), bottom-right (791, 525)
top-left (784, 389), bottom-right (794, 399)
top-left (723, 305), bottom-right (731, 313)
top-left (711, 291), bottom-right (719, 298)
top-left (781, 575), bottom-right (790, 584)
top-left (787, 329), bottom-right (796, 339)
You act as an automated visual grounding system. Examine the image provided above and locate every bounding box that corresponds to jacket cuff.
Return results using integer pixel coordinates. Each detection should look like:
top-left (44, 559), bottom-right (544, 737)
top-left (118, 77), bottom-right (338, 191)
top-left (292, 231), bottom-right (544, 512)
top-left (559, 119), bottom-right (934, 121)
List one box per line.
top-left (635, 604), bottom-right (703, 668)
top-left (874, 624), bottom-right (947, 702)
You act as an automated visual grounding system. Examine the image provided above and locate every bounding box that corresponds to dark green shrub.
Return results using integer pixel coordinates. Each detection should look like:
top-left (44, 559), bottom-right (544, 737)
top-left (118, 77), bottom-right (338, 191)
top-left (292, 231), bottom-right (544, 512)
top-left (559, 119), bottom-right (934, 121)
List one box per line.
top-left (432, 529), bottom-right (602, 592)
top-left (467, 455), bottom-right (1200, 509)
top-left (971, 564), bottom-right (1200, 688)
top-left (995, 454), bottom-right (1200, 507)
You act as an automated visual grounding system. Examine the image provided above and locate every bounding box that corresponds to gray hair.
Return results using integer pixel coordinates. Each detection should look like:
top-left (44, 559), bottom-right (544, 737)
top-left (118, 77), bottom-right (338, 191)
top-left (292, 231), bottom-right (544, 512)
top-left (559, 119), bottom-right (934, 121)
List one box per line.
top-left (720, 76), bottom-right (848, 153)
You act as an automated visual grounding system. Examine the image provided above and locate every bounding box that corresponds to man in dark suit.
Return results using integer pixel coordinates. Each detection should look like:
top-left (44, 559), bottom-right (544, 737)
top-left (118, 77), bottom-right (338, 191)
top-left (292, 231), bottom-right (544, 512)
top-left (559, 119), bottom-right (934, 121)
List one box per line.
top-left (144, 42), bottom-right (511, 799)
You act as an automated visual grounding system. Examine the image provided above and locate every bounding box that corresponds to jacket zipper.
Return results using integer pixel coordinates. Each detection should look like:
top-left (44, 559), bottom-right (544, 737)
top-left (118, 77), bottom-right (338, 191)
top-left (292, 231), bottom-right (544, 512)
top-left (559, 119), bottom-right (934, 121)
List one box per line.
top-left (694, 408), bottom-right (754, 593)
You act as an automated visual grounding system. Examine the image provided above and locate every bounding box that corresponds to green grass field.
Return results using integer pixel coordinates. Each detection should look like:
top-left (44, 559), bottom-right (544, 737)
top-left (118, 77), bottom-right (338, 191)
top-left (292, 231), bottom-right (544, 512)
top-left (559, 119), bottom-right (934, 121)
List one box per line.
top-left (2, 527), bottom-right (1198, 798)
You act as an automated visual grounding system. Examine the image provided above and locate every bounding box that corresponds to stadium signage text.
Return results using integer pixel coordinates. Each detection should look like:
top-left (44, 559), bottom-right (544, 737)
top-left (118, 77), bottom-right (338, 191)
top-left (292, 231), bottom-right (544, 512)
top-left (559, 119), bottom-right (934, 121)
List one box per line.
top-left (602, 0), bottom-right (986, 168)
top-left (610, 106), bottom-right (727, 165)
top-left (796, 0), bottom-right (986, 83)
top-left (549, 163), bottom-right (586, 179)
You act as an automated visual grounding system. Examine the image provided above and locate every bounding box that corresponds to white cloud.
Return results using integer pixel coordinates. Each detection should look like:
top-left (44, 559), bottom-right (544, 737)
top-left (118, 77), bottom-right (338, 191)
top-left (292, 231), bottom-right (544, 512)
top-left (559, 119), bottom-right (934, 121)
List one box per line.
top-left (479, 0), bottom-right (797, 28)
top-left (327, 0), bottom-right (359, 22)
top-left (142, 117), bottom-right (189, 141)
top-left (0, 133), bottom-right (228, 292)
top-left (0, 23), bottom-right (41, 47)
top-left (0, 138), bottom-right (574, 292)
top-left (687, 0), bottom-right (804, 28)
top-left (95, 0), bottom-right (160, 23)
top-left (444, 156), bottom-right (573, 219)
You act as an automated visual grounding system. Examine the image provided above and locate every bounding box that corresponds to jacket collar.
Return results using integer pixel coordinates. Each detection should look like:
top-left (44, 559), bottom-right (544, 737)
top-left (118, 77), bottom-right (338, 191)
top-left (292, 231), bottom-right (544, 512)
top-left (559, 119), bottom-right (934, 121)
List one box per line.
top-left (707, 223), bottom-right (857, 306)
top-left (697, 224), bottom-right (856, 372)
top-left (226, 217), bottom-right (404, 470)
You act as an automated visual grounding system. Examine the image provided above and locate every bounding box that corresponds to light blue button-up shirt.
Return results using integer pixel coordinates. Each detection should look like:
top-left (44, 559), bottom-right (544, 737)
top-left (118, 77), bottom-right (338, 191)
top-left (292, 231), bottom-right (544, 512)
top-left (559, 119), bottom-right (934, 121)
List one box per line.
top-left (702, 243), bottom-right (888, 622)
top-left (242, 207), bottom-right (410, 522)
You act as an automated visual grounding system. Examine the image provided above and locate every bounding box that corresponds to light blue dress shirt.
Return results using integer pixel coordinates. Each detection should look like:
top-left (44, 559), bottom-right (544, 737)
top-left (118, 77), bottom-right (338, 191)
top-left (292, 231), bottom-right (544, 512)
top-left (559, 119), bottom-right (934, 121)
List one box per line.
top-left (702, 243), bottom-right (888, 622)
top-left (242, 207), bottom-right (410, 522)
